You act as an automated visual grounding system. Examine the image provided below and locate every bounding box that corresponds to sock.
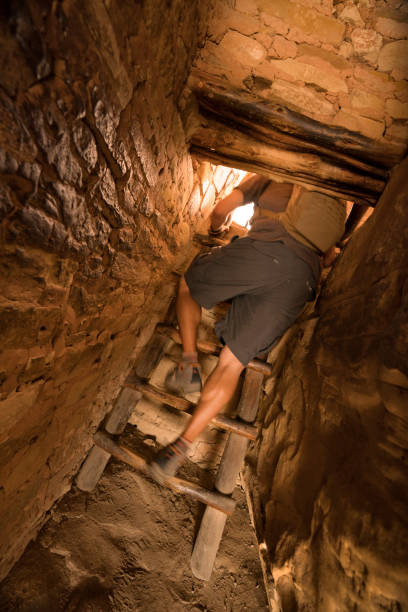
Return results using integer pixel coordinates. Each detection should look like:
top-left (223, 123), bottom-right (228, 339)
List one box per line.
top-left (182, 351), bottom-right (198, 364)
top-left (179, 434), bottom-right (193, 447)
top-left (171, 435), bottom-right (192, 455)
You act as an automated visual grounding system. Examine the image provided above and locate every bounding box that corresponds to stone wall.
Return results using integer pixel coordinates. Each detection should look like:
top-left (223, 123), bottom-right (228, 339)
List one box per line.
top-left (0, 0), bottom-right (220, 581)
top-left (245, 155), bottom-right (408, 611)
top-left (193, 0), bottom-right (408, 159)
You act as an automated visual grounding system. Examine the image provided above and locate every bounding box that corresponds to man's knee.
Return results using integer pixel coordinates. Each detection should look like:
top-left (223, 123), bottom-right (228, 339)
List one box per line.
top-left (218, 345), bottom-right (245, 375)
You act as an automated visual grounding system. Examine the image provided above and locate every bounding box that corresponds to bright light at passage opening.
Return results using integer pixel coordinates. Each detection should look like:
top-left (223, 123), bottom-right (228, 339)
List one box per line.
top-left (231, 203), bottom-right (254, 228)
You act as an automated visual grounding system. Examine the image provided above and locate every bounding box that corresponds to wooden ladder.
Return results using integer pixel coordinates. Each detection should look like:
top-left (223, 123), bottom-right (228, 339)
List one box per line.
top-left (76, 233), bottom-right (270, 580)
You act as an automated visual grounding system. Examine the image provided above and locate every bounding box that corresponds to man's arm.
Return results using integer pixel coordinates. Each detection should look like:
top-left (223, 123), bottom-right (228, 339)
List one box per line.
top-left (209, 188), bottom-right (244, 233)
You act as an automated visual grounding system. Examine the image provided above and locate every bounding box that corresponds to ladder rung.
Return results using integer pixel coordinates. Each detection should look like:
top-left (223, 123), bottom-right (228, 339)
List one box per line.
top-left (124, 377), bottom-right (258, 440)
top-left (93, 431), bottom-right (236, 515)
top-left (156, 324), bottom-right (272, 376)
top-left (156, 324), bottom-right (220, 355)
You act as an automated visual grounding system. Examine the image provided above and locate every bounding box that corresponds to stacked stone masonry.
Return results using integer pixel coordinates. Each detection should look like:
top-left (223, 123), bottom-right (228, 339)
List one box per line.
top-left (193, 0), bottom-right (408, 156)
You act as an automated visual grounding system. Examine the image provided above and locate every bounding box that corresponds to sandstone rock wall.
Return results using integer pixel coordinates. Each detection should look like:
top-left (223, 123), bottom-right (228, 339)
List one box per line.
top-left (0, 0), bottom-right (229, 581)
top-left (246, 156), bottom-right (408, 611)
top-left (193, 0), bottom-right (408, 159)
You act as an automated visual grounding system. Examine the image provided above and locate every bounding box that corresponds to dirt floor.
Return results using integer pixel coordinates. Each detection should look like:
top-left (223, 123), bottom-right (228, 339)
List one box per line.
top-left (0, 427), bottom-right (268, 611)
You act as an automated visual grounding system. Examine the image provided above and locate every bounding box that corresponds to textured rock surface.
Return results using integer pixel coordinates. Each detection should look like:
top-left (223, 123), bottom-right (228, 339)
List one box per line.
top-left (245, 156), bottom-right (408, 610)
top-left (0, 0), bottom-right (224, 581)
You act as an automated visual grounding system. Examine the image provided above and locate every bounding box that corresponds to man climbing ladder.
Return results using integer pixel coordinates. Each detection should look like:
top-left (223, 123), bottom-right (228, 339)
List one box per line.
top-left (149, 173), bottom-right (348, 484)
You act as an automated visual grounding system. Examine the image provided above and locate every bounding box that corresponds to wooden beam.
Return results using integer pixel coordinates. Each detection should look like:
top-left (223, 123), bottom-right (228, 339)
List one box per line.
top-left (191, 120), bottom-right (383, 205)
top-left (215, 369), bottom-right (264, 495)
top-left (156, 323), bottom-right (221, 355)
top-left (189, 80), bottom-right (394, 204)
top-left (192, 79), bottom-right (396, 168)
top-left (76, 446), bottom-right (111, 492)
top-left (191, 368), bottom-right (265, 580)
top-left (93, 431), bottom-right (236, 515)
top-left (77, 387), bottom-right (143, 491)
top-left (105, 388), bottom-right (143, 435)
top-left (134, 334), bottom-right (170, 380)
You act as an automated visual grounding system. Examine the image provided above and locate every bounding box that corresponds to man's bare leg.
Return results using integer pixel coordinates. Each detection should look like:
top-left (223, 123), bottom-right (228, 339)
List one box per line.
top-left (151, 305), bottom-right (244, 482)
top-left (182, 345), bottom-right (244, 442)
top-left (165, 275), bottom-right (203, 396)
top-left (176, 275), bottom-right (201, 355)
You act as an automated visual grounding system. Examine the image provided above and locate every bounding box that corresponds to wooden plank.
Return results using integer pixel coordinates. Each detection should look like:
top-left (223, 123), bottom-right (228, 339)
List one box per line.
top-left (212, 414), bottom-right (257, 441)
top-left (156, 323), bottom-right (221, 355)
top-left (191, 507), bottom-right (228, 580)
top-left (77, 388), bottom-right (143, 491)
top-left (156, 324), bottom-right (272, 375)
top-left (125, 376), bottom-right (193, 410)
top-left (124, 377), bottom-right (257, 440)
top-left (238, 368), bottom-right (265, 422)
top-left (215, 368), bottom-right (263, 495)
top-left (76, 445), bottom-right (111, 492)
top-left (93, 431), bottom-right (236, 515)
top-left (105, 388), bottom-right (142, 435)
top-left (134, 333), bottom-right (170, 380)
top-left (191, 366), bottom-right (266, 578)
top-left (247, 359), bottom-right (272, 377)
top-left (215, 435), bottom-right (249, 496)
top-left (191, 123), bottom-right (381, 206)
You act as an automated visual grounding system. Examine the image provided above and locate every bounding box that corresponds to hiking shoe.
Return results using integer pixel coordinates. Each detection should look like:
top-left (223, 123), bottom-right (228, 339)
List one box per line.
top-left (165, 361), bottom-right (202, 398)
top-left (149, 437), bottom-right (190, 484)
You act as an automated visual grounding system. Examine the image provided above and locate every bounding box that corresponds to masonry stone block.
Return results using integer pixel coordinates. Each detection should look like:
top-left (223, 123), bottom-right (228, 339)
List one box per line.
top-left (260, 12), bottom-right (289, 36)
top-left (236, 0), bottom-right (258, 13)
top-left (218, 30), bottom-right (267, 66)
top-left (385, 99), bottom-right (408, 120)
top-left (353, 65), bottom-right (395, 95)
top-left (351, 28), bottom-right (383, 66)
top-left (385, 123), bottom-right (408, 146)
top-left (339, 5), bottom-right (364, 25)
top-left (261, 58), bottom-right (348, 93)
top-left (257, 0), bottom-right (345, 46)
top-left (269, 79), bottom-right (334, 117)
top-left (378, 40), bottom-right (408, 79)
top-left (394, 81), bottom-right (408, 103)
top-left (334, 109), bottom-right (385, 140)
top-left (375, 15), bottom-right (408, 40)
top-left (297, 44), bottom-right (352, 74)
top-left (273, 36), bottom-right (297, 58)
top-left (221, 9), bottom-right (260, 37)
top-left (350, 89), bottom-right (385, 120)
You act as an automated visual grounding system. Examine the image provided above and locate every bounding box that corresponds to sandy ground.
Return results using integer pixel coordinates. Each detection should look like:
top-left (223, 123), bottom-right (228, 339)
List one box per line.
top-left (0, 427), bottom-right (268, 611)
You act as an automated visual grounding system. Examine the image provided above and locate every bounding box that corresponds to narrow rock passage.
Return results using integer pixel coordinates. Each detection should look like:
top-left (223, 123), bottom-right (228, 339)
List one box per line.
top-left (0, 431), bottom-right (268, 611)
top-left (0, 283), bottom-right (269, 611)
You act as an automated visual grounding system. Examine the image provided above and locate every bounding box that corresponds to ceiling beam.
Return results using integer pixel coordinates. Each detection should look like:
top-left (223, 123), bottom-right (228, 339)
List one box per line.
top-left (188, 79), bottom-right (395, 205)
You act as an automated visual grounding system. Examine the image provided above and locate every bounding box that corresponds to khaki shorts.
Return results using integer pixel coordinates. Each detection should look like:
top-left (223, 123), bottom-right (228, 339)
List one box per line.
top-left (185, 237), bottom-right (316, 365)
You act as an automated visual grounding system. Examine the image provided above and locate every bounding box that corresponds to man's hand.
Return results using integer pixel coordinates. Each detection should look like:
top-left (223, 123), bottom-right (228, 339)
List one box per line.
top-left (209, 213), bottom-right (232, 236)
top-left (208, 225), bottom-right (228, 237)
top-left (209, 189), bottom-right (244, 235)
top-left (322, 245), bottom-right (340, 268)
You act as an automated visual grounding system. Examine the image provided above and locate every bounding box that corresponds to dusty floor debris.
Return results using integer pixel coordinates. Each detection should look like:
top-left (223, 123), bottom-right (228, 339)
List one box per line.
top-left (0, 428), bottom-right (268, 611)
